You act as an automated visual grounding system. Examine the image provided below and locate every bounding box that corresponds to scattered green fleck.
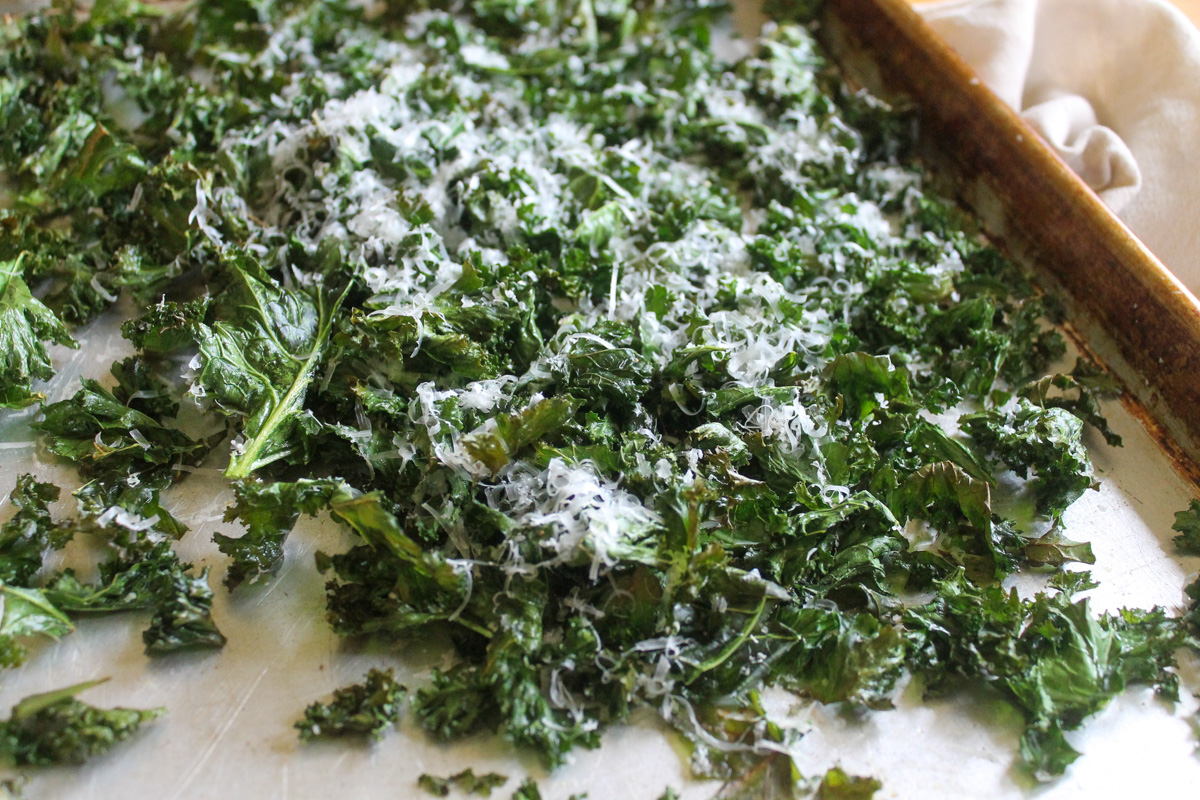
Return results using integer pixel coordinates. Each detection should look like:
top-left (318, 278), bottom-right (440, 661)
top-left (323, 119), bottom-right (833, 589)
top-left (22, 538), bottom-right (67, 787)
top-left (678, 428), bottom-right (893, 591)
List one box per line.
top-left (510, 779), bottom-right (543, 800)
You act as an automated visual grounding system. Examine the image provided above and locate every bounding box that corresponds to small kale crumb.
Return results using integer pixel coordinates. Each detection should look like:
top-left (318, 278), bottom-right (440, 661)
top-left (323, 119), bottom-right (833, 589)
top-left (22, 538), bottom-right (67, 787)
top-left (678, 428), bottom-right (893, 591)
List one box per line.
top-left (0, 776), bottom-right (24, 799)
top-left (511, 778), bottom-right (542, 800)
top-left (418, 774), bottom-right (452, 797)
top-left (1184, 575), bottom-right (1200, 630)
top-left (466, 772), bottom-right (508, 795)
top-left (419, 769), bottom-right (508, 797)
top-left (815, 767), bottom-right (882, 800)
top-left (0, 679), bottom-right (163, 766)
top-left (656, 789), bottom-right (680, 800)
top-left (1172, 499), bottom-right (1200, 555)
top-left (296, 669), bottom-right (405, 742)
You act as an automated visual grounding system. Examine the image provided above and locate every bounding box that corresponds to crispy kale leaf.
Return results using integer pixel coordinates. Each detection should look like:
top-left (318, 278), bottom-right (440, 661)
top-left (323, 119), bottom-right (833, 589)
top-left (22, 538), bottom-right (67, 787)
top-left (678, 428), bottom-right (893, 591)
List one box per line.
top-left (710, 751), bottom-right (798, 799)
top-left (0, 679), bottom-right (163, 766)
top-left (905, 571), bottom-right (1191, 781)
top-left (0, 584), bottom-right (73, 669)
top-left (1017, 361), bottom-right (1122, 447)
top-left (0, 471), bottom-right (224, 658)
top-left (141, 559), bottom-right (226, 654)
top-left (0, 470), bottom-right (224, 656)
top-left (1171, 499), bottom-right (1200, 556)
top-left (45, 534), bottom-right (225, 654)
top-left (36, 379), bottom-right (209, 471)
top-left (321, 489), bottom-right (474, 639)
top-left (823, 353), bottom-right (914, 422)
top-left (0, 255), bottom-right (75, 408)
top-left (510, 779), bottom-right (543, 800)
top-left (296, 668), bottom-right (405, 742)
top-left (0, 479), bottom-right (74, 665)
top-left (191, 253), bottom-right (350, 478)
top-left (35, 377), bottom-right (218, 537)
top-left (815, 767), bottom-right (881, 800)
top-left (1023, 529), bottom-right (1095, 568)
top-left (461, 396), bottom-right (577, 476)
top-left (46, 558), bottom-right (164, 614)
top-left (418, 769), bottom-right (508, 797)
top-left (216, 478), bottom-right (345, 589)
top-left (962, 400), bottom-right (1097, 519)
top-left (0, 475), bottom-right (70, 586)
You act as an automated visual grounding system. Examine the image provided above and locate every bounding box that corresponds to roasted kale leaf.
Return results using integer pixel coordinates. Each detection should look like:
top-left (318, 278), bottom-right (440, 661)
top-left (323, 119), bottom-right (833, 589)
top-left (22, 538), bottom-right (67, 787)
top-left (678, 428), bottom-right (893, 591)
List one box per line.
top-left (1172, 499), bottom-right (1200, 555)
top-left (0, 475), bottom-right (69, 587)
top-left (0, 255), bottom-right (75, 408)
top-left (296, 668), bottom-right (406, 742)
top-left (0, 679), bottom-right (163, 766)
top-left (418, 769), bottom-right (508, 797)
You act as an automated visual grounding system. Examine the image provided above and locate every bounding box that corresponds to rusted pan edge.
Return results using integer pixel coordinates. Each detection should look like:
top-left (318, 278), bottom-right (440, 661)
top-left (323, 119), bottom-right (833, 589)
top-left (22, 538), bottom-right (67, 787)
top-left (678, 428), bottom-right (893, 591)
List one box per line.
top-left (816, 0), bottom-right (1200, 484)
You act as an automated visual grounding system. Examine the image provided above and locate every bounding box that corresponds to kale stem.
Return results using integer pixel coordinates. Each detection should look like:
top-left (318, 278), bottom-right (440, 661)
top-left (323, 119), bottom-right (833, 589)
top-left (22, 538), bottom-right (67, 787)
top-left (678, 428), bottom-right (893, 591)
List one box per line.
top-left (453, 617), bottom-right (493, 639)
top-left (224, 283), bottom-right (350, 479)
top-left (685, 595), bottom-right (768, 684)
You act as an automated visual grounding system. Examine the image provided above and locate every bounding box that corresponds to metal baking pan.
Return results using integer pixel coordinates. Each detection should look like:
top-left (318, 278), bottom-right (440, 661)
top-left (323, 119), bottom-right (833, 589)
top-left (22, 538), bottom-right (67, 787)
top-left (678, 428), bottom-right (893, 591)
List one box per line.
top-left (1, 2), bottom-right (1198, 798)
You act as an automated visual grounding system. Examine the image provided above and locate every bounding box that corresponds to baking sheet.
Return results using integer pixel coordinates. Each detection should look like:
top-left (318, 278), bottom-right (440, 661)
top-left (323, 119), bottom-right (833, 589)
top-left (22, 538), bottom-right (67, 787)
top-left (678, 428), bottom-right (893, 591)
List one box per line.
top-left (2, 3), bottom-right (1200, 798)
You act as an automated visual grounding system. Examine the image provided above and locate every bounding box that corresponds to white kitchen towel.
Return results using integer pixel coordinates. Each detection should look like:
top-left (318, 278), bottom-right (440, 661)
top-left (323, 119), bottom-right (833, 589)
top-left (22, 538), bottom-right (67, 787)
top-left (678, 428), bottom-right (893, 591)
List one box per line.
top-left (917, 0), bottom-right (1200, 293)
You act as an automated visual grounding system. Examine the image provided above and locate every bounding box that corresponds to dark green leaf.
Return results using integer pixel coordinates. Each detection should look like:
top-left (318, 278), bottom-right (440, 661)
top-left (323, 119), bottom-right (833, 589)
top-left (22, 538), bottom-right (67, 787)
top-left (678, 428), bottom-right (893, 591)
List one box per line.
top-left (510, 778), bottom-right (543, 800)
top-left (0, 584), bottom-right (73, 669)
top-left (192, 253), bottom-right (351, 478)
top-left (142, 565), bottom-right (226, 654)
top-left (296, 669), bottom-right (405, 741)
top-left (215, 478), bottom-right (345, 589)
top-left (0, 679), bottom-right (163, 766)
top-left (1171, 499), bottom-right (1200, 556)
top-left (0, 475), bottom-right (69, 586)
top-left (962, 400), bottom-right (1096, 519)
top-left (815, 766), bottom-right (881, 800)
top-left (0, 255), bottom-right (75, 408)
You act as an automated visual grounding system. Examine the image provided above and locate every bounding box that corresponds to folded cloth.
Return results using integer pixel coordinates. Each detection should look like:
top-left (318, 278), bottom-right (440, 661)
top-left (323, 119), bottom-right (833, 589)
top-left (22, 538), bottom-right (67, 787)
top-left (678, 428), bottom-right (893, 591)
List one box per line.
top-left (917, 0), bottom-right (1200, 293)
